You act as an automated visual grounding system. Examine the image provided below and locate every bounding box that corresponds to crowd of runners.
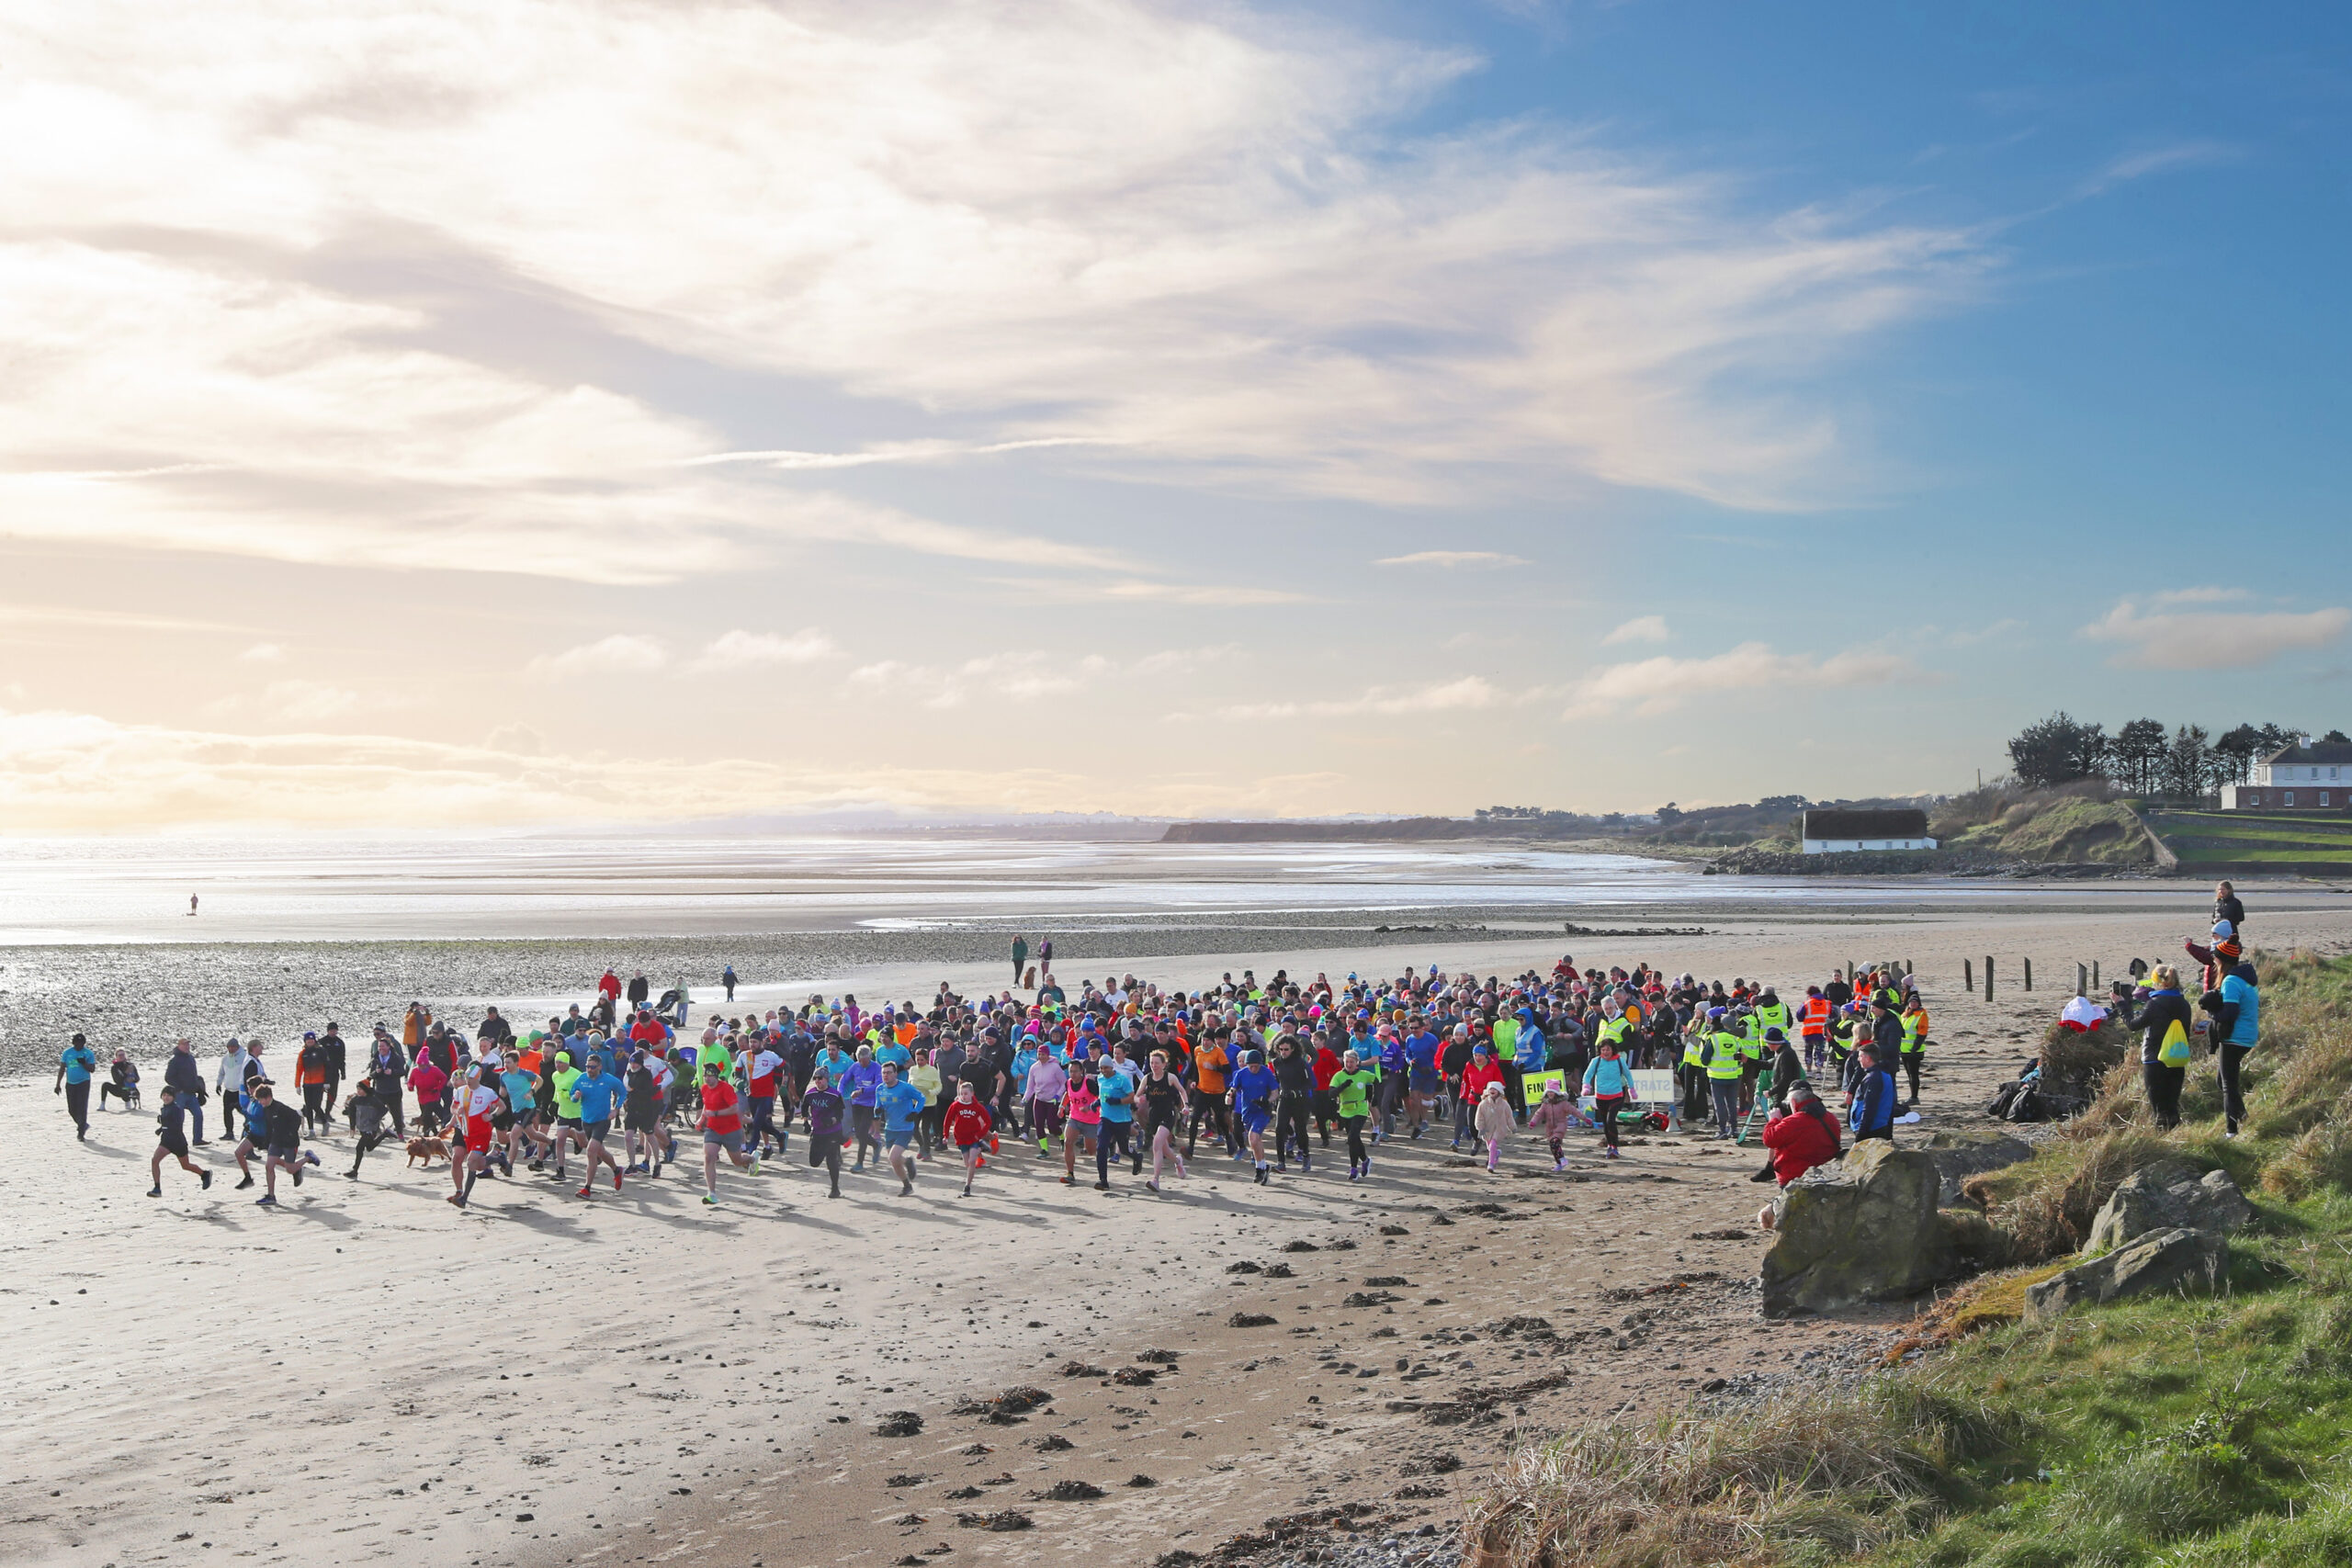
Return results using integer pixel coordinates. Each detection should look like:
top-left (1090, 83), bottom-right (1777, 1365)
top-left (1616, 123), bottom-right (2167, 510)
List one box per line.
top-left (53, 953), bottom-right (1947, 1211)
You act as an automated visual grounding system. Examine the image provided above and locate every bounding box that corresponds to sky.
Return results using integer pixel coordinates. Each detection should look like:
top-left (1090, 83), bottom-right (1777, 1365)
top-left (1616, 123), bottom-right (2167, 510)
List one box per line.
top-left (2, 0), bottom-right (2347, 830)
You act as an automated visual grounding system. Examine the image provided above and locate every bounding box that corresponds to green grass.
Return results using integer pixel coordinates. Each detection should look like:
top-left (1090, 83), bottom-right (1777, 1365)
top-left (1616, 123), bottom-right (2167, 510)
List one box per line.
top-left (2151, 812), bottom-right (2352, 865)
top-left (1476, 952), bottom-right (2352, 1568)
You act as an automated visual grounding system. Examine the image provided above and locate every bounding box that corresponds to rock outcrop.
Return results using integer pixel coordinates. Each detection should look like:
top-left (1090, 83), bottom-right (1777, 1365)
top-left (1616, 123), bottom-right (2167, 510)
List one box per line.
top-left (2085, 1163), bottom-right (2252, 1256)
top-left (1923, 1129), bottom-right (2035, 1205)
top-left (2025, 1226), bottom-right (2226, 1322)
top-left (1761, 1142), bottom-right (1960, 1317)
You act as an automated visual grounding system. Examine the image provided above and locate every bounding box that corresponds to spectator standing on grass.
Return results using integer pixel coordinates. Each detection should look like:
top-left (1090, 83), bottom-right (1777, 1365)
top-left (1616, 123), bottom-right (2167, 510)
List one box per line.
top-left (2207, 956), bottom-right (2261, 1138)
top-left (2121, 963), bottom-right (2195, 1131)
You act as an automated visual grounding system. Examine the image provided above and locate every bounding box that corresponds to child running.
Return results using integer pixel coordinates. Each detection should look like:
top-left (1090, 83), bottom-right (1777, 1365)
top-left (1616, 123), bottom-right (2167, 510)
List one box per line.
top-left (942, 1079), bottom-right (995, 1198)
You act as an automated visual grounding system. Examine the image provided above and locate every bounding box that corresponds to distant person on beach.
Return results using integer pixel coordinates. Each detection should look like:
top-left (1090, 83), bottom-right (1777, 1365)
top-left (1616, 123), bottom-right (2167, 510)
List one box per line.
top-left (627, 971), bottom-right (650, 1011)
top-left (722, 964), bottom-right (738, 1000)
top-left (1012, 934), bottom-right (1029, 986)
top-left (188, 894), bottom-right (198, 917)
top-left (1038, 936), bottom-right (1053, 977)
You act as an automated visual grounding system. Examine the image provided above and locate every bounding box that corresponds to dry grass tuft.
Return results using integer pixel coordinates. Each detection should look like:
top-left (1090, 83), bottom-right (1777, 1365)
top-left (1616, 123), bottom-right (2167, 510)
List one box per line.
top-left (1465, 1382), bottom-right (1996, 1568)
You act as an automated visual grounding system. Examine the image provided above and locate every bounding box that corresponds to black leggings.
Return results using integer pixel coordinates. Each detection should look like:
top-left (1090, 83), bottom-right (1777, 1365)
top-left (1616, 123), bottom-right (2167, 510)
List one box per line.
top-left (1593, 1093), bottom-right (1625, 1149)
top-left (2142, 1062), bottom-right (2185, 1129)
top-left (1095, 1121), bottom-right (1133, 1182)
top-left (851, 1106), bottom-right (878, 1166)
top-left (1187, 1098), bottom-right (1229, 1155)
top-left (302, 1083), bottom-right (329, 1132)
top-left (2219, 1043), bottom-right (2253, 1131)
top-left (1277, 1099), bottom-right (1312, 1164)
top-left (1902, 1052), bottom-right (1922, 1101)
top-left (1341, 1113), bottom-right (1369, 1168)
top-left (808, 1139), bottom-right (843, 1194)
top-left (348, 1131), bottom-right (387, 1174)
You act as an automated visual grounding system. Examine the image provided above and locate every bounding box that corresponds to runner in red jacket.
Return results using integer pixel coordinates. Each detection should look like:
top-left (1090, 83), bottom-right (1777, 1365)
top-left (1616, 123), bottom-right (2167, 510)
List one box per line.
top-left (942, 1081), bottom-right (996, 1199)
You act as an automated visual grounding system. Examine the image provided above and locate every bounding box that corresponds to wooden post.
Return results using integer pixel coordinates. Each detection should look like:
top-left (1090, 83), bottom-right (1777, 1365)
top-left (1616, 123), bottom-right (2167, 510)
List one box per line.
top-left (2024, 957), bottom-right (2034, 993)
top-left (1964, 958), bottom-right (1973, 993)
top-left (2093, 960), bottom-right (2100, 990)
top-left (2076, 963), bottom-right (2087, 998)
top-left (1905, 959), bottom-right (1914, 976)
top-left (1984, 957), bottom-right (1995, 1002)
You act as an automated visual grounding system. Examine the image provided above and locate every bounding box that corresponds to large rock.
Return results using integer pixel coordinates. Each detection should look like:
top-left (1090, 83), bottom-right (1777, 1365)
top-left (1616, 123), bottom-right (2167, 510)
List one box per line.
top-left (1761, 1141), bottom-right (1955, 1317)
top-left (1923, 1129), bottom-right (2035, 1205)
top-left (2025, 1226), bottom-right (2225, 1322)
top-left (2086, 1164), bottom-right (2253, 1257)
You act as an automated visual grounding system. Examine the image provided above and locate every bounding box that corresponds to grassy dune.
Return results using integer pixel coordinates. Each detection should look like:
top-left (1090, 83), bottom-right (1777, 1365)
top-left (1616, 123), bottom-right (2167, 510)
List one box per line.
top-left (1470, 953), bottom-right (2352, 1568)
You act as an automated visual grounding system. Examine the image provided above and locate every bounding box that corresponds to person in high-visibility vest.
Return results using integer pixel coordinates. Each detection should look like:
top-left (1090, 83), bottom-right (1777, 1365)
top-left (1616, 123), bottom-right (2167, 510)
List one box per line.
top-left (1679, 1014), bottom-right (1712, 1125)
top-left (1736, 1009), bottom-right (1767, 1116)
top-left (1899, 996), bottom-right (1929, 1106)
top-left (1702, 1021), bottom-right (1747, 1139)
top-left (1799, 987), bottom-right (1833, 1074)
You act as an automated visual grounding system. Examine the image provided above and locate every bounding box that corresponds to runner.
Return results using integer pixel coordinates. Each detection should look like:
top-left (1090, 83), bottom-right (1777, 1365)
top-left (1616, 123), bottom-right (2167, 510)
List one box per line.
top-left (1329, 1047), bottom-right (1381, 1181)
top-left (251, 1083), bottom-right (313, 1208)
top-left (1093, 1049), bottom-right (1136, 1191)
top-left (1136, 1049), bottom-right (1189, 1193)
top-left (1184, 1028), bottom-right (1231, 1158)
top-left (1023, 1043), bottom-right (1067, 1159)
top-left (571, 1052), bottom-right (628, 1199)
top-left (696, 1062), bottom-right (760, 1206)
top-left (800, 1066), bottom-right (849, 1199)
top-left (942, 1079), bottom-right (995, 1198)
top-left (148, 1089), bottom-right (212, 1197)
top-left (345, 1078), bottom-right (391, 1179)
top-left (622, 1048), bottom-right (665, 1177)
top-left (447, 1062), bottom-right (503, 1209)
top-left (1229, 1048), bottom-right (1279, 1185)
top-left (1582, 1034), bottom-right (1634, 1160)
top-left (1059, 1065), bottom-right (1101, 1187)
top-left (875, 1060), bottom-right (927, 1197)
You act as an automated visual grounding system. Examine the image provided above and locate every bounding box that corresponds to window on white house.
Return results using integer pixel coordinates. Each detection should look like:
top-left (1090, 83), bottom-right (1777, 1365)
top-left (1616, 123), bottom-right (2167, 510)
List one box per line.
top-left (2285, 792), bottom-right (2296, 807)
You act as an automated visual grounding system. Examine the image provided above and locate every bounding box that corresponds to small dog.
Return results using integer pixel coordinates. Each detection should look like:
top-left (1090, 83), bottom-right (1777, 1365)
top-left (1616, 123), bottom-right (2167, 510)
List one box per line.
top-left (405, 1136), bottom-right (450, 1168)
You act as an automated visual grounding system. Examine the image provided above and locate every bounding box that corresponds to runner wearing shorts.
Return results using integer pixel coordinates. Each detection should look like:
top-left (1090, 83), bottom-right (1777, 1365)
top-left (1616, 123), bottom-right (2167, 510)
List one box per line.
top-left (622, 1049), bottom-right (664, 1178)
top-left (875, 1061), bottom-right (927, 1198)
top-left (942, 1080), bottom-right (995, 1199)
top-left (1228, 1048), bottom-right (1280, 1186)
top-left (1185, 1033), bottom-right (1231, 1159)
top-left (571, 1053), bottom-right (627, 1199)
top-left (1059, 1068), bottom-right (1101, 1188)
top-left (448, 1066), bottom-right (501, 1209)
top-left (697, 1063), bottom-right (759, 1207)
top-left (1137, 1051), bottom-right (1189, 1193)
top-left (148, 1090), bottom-right (211, 1198)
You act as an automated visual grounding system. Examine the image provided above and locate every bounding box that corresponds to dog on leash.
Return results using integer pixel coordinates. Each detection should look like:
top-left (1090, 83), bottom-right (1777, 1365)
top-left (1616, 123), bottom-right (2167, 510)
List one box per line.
top-left (405, 1136), bottom-right (450, 1168)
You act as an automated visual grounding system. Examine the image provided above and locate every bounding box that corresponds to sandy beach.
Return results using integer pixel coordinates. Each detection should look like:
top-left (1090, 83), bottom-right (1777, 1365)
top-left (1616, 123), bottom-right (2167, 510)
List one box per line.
top-left (5, 885), bottom-right (2350, 1568)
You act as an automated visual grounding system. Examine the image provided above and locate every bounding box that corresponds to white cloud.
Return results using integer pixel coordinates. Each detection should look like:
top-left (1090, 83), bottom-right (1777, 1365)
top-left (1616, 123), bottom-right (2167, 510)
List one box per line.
top-left (687, 628), bottom-right (841, 673)
top-left (1219, 675), bottom-right (1511, 721)
top-left (236, 642), bottom-right (287, 662)
top-left (1374, 551), bottom-right (1531, 570)
top-left (987, 577), bottom-right (1310, 606)
top-left (1563, 641), bottom-right (1917, 717)
top-left (202, 678), bottom-right (394, 723)
top-left (0, 0), bottom-right (1992, 598)
top-left (526, 634), bottom-right (670, 680)
top-left (2080, 141), bottom-right (2240, 197)
top-left (851, 651), bottom-right (1107, 709)
top-left (1600, 615), bottom-right (1668, 646)
top-left (2085, 597), bottom-right (2351, 671)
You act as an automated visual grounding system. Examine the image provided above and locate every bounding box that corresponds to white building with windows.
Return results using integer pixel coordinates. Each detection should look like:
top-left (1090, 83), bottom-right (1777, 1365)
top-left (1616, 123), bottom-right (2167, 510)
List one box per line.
top-left (2221, 738), bottom-right (2352, 813)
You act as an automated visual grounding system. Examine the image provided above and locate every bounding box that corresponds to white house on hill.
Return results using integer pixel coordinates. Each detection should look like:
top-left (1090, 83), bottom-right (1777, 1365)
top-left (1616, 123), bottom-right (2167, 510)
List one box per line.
top-left (1801, 807), bottom-right (1938, 853)
top-left (2221, 738), bottom-right (2352, 813)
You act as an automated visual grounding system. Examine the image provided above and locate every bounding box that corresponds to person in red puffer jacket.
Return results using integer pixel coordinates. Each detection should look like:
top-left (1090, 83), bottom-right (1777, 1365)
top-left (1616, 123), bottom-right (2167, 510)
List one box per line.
top-left (1757, 1085), bottom-right (1841, 1228)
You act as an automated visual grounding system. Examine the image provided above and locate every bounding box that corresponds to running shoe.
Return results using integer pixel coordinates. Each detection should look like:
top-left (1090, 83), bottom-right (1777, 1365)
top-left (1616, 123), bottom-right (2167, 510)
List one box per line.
top-left (147, 1186), bottom-right (162, 1197)
top-left (292, 1166), bottom-right (304, 1188)
top-left (234, 1176), bottom-right (254, 1190)
top-left (255, 1194), bottom-right (277, 1207)
top-left (1092, 1180), bottom-right (1110, 1191)
top-left (702, 1194), bottom-right (718, 1206)
top-left (199, 1169), bottom-right (212, 1190)
top-left (748, 1158), bottom-right (763, 1177)
top-left (612, 1170), bottom-right (624, 1191)
top-left (1147, 1179), bottom-right (1159, 1192)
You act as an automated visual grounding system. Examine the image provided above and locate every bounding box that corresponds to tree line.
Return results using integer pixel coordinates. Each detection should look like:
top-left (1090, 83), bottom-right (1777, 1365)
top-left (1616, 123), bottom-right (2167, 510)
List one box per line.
top-left (2007, 714), bottom-right (2351, 795)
